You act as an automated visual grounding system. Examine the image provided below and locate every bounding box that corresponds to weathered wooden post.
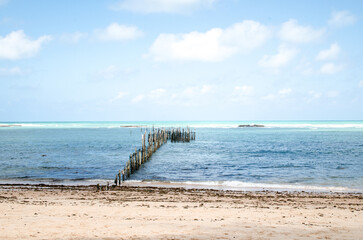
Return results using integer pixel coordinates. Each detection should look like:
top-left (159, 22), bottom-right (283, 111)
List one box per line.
top-left (134, 148), bottom-right (138, 170)
top-left (125, 163), bottom-right (128, 179)
top-left (148, 132), bottom-right (151, 155)
top-left (142, 134), bottom-right (144, 150)
top-left (157, 130), bottom-right (160, 148)
top-left (129, 155), bottom-right (132, 175)
top-left (148, 144), bottom-right (151, 159)
top-left (142, 131), bottom-right (146, 164)
top-left (118, 170), bottom-right (121, 186)
top-left (135, 151), bottom-right (138, 170)
top-left (141, 147), bottom-right (144, 164)
top-left (154, 132), bottom-right (157, 152)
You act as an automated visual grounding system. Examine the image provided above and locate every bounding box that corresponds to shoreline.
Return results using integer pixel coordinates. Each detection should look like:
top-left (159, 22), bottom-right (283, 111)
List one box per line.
top-left (1, 182), bottom-right (362, 194)
top-left (1, 184), bottom-right (362, 239)
top-left (1, 183), bottom-right (362, 197)
top-left (0, 180), bottom-right (361, 193)
top-left (1, 183), bottom-right (362, 199)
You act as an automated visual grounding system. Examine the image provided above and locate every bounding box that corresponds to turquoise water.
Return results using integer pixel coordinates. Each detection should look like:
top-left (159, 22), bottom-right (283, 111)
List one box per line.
top-left (0, 121), bottom-right (362, 192)
top-left (1, 120), bottom-right (363, 129)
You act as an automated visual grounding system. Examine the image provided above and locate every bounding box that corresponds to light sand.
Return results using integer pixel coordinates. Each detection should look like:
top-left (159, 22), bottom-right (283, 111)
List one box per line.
top-left (0, 184), bottom-right (362, 240)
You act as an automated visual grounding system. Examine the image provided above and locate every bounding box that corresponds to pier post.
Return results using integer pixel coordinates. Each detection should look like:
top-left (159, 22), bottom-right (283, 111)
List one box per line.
top-left (116, 127), bottom-right (196, 182)
top-left (128, 155), bottom-right (132, 177)
top-left (138, 149), bottom-right (142, 167)
top-left (118, 170), bottom-right (121, 186)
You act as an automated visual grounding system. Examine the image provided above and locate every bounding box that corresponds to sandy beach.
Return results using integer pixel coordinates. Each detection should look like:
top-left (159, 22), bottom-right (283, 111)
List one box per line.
top-left (0, 184), bottom-right (362, 240)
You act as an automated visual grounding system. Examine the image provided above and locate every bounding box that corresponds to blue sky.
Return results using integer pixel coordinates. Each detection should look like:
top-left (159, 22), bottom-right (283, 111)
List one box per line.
top-left (0, 0), bottom-right (362, 121)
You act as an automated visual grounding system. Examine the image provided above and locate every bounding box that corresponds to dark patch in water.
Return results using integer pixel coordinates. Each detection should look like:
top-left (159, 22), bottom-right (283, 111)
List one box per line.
top-left (253, 150), bottom-right (294, 155)
top-left (40, 166), bottom-right (71, 170)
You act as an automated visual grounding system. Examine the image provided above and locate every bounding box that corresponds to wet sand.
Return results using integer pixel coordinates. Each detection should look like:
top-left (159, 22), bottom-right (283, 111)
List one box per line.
top-left (0, 184), bottom-right (362, 239)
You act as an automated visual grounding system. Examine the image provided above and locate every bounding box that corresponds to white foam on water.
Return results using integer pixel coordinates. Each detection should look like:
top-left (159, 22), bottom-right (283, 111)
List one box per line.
top-left (0, 123), bottom-right (45, 127)
top-left (183, 181), bottom-right (359, 192)
top-left (265, 123), bottom-right (363, 129)
top-left (21, 124), bottom-right (47, 127)
top-left (124, 180), bottom-right (362, 193)
top-left (1, 122), bottom-right (363, 129)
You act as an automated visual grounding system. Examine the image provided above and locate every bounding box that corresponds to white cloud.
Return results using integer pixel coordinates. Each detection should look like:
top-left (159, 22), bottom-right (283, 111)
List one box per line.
top-left (279, 19), bottom-right (325, 43)
top-left (220, 21), bottom-right (272, 51)
top-left (359, 81), bottom-right (363, 88)
top-left (98, 65), bottom-right (120, 79)
top-left (262, 94), bottom-right (276, 100)
top-left (316, 43), bottom-right (340, 61)
top-left (60, 32), bottom-right (87, 43)
top-left (181, 87), bottom-right (198, 97)
top-left (327, 91), bottom-right (339, 98)
top-left (0, 66), bottom-right (22, 76)
top-left (149, 29), bottom-right (231, 61)
top-left (128, 89), bottom-right (167, 104)
top-left (111, 0), bottom-right (216, 13)
top-left (148, 20), bottom-right (271, 61)
top-left (329, 11), bottom-right (357, 27)
top-left (149, 88), bottom-right (167, 100)
top-left (234, 86), bottom-right (254, 96)
top-left (168, 85), bottom-right (217, 106)
top-left (94, 23), bottom-right (143, 41)
top-left (296, 59), bottom-right (314, 76)
top-left (278, 88), bottom-right (292, 95)
top-left (110, 91), bottom-right (129, 102)
top-left (320, 63), bottom-right (344, 74)
top-left (129, 85), bottom-right (217, 106)
top-left (175, 85), bottom-right (214, 99)
top-left (306, 90), bottom-right (322, 103)
top-left (262, 88), bottom-right (292, 100)
top-left (0, 30), bottom-right (52, 60)
top-left (232, 85), bottom-right (254, 104)
top-left (97, 65), bottom-right (135, 80)
top-left (132, 94), bottom-right (145, 103)
top-left (309, 91), bottom-right (322, 99)
top-left (200, 84), bottom-right (214, 94)
top-left (259, 44), bottom-right (298, 68)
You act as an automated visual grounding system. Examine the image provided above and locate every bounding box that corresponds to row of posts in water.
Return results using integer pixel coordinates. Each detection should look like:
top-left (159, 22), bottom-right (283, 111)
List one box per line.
top-left (115, 127), bottom-right (196, 186)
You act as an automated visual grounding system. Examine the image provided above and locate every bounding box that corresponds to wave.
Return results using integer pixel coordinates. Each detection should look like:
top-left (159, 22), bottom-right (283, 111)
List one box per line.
top-left (0, 123), bottom-right (45, 128)
top-left (189, 123), bottom-right (363, 129)
top-left (265, 123), bottom-right (363, 129)
top-left (125, 180), bottom-right (361, 193)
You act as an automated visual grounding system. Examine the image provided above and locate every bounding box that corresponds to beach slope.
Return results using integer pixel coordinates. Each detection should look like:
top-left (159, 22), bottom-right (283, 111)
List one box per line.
top-left (0, 185), bottom-right (362, 240)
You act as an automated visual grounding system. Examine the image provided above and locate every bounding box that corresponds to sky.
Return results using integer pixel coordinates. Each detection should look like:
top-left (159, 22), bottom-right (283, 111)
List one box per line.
top-left (0, 0), bottom-right (362, 121)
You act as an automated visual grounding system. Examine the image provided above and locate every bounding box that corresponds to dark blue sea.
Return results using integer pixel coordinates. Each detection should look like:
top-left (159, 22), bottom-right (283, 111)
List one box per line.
top-left (0, 121), bottom-right (362, 192)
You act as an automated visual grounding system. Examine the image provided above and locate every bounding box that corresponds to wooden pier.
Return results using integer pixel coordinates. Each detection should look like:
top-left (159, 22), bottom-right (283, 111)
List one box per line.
top-left (114, 127), bottom-right (196, 186)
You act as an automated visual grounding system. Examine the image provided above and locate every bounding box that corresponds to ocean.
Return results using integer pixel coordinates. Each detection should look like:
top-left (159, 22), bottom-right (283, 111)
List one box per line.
top-left (0, 121), bottom-right (362, 192)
